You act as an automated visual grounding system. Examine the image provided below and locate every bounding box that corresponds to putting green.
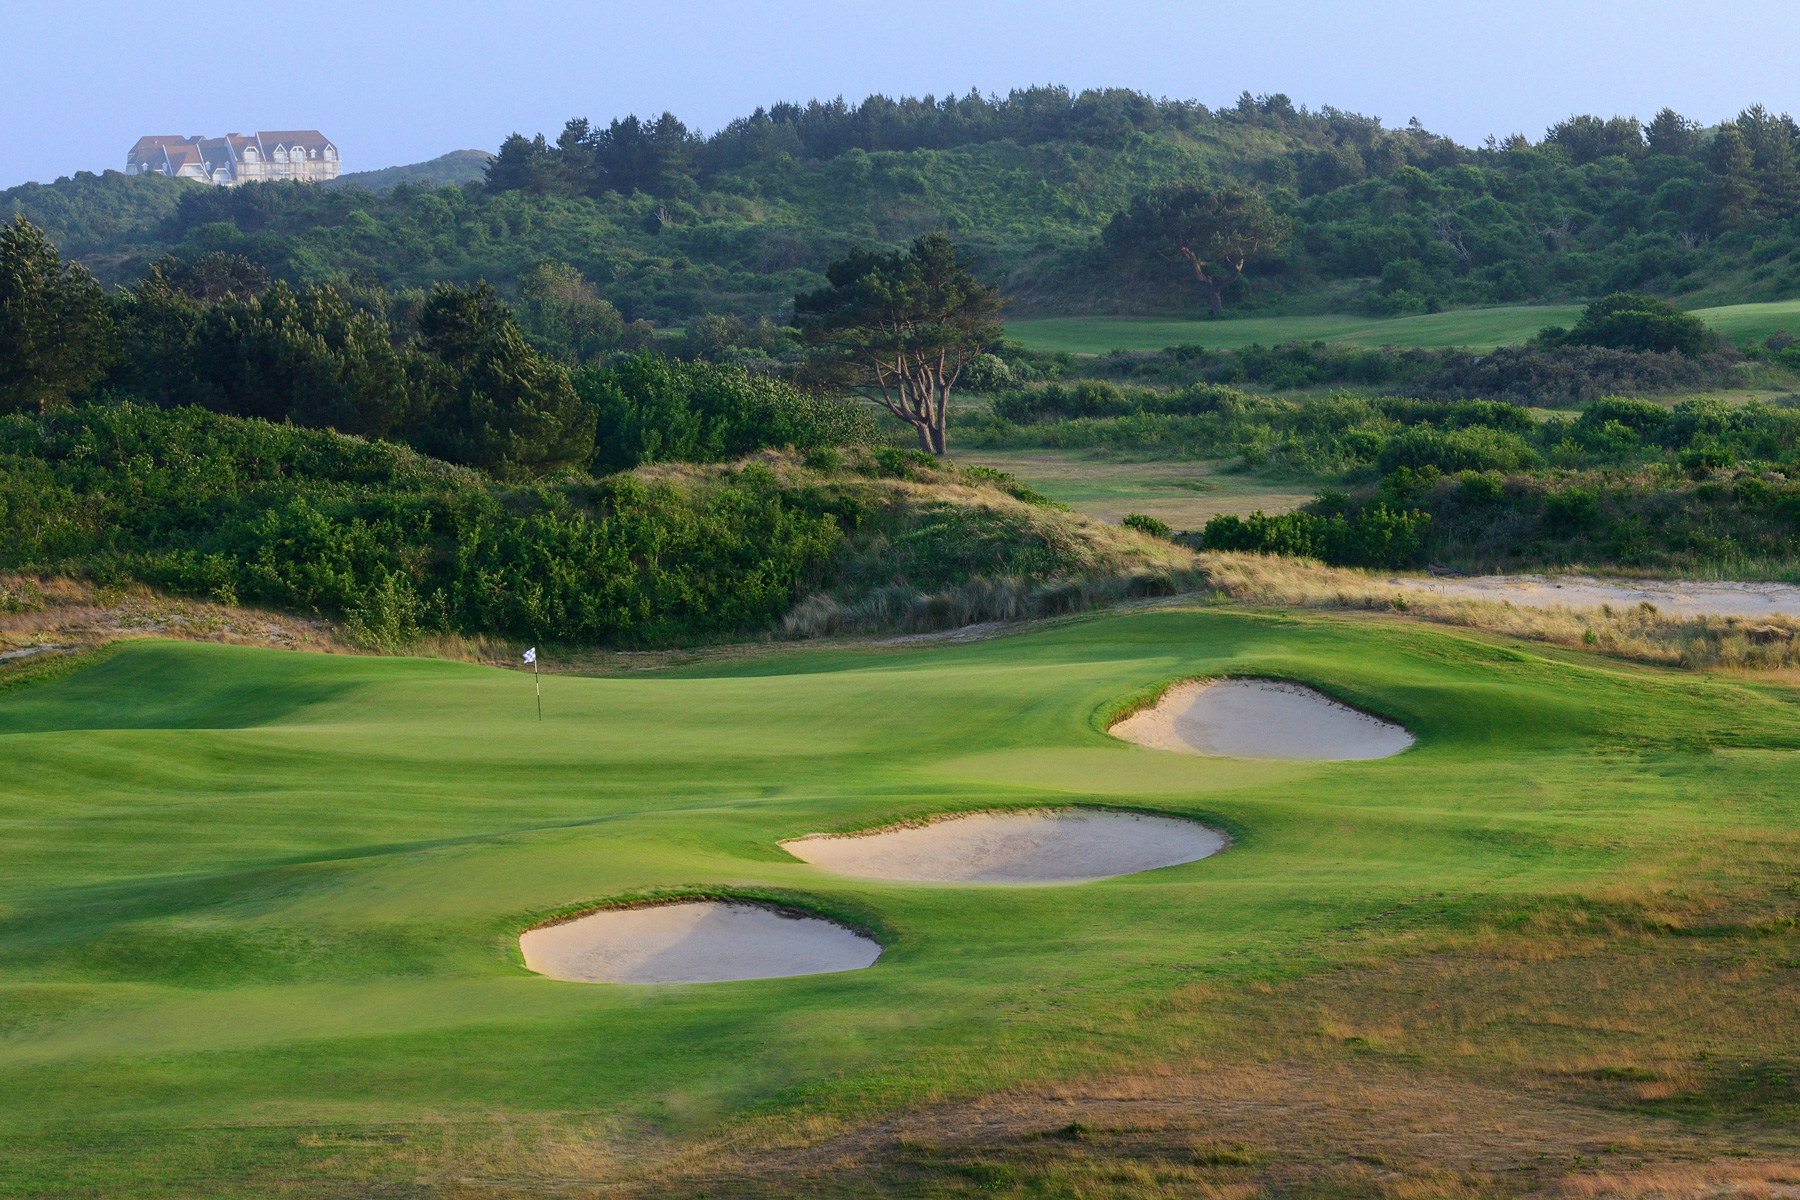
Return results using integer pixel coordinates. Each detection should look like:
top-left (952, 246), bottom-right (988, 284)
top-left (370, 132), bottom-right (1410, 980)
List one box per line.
top-left (3, 611), bottom-right (1800, 1192)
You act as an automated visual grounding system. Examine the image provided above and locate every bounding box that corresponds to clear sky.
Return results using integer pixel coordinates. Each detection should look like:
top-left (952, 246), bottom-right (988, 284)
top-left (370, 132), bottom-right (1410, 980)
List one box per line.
top-left (7, 0), bottom-right (1799, 190)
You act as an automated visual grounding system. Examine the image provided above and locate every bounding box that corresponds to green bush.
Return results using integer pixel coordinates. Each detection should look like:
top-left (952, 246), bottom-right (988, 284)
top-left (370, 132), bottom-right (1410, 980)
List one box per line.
top-left (1122, 513), bottom-right (1173, 538)
top-left (1200, 505), bottom-right (1430, 569)
top-left (0, 404), bottom-right (843, 645)
top-left (1377, 426), bottom-right (1542, 474)
top-left (1551, 292), bottom-right (1714, 356)
top-left (579, 352), bottom-right (874, 471)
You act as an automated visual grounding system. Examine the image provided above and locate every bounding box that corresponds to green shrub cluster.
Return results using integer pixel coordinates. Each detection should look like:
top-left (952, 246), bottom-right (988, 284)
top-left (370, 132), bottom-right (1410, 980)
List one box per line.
top-left (1064, 338), bottom-right (1746, 404)
top-left (968, 380), bottom-right (1800, 480)
top-left (0, 404), bottom-right (845, 645)
top-left (1388, 464), bottom-right (1800, 574)
top-left (1199, 505), bottom-right (1431, 569)
top-left (578, 351), bottom-right (874, 471)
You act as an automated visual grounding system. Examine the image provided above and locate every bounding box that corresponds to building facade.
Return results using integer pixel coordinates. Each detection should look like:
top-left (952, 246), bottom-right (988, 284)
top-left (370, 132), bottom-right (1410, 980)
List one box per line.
top-left (126, 132), bottom-right (340, 186)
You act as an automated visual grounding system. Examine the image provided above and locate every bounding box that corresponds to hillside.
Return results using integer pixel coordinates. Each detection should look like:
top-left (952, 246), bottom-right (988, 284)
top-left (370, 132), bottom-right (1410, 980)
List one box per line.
top-left (325, 149), bottom-right (496, 192)
top-left (0, 405), bottom-right (1193, 651)
top-left (2, 88), bottom-right (1795, 325)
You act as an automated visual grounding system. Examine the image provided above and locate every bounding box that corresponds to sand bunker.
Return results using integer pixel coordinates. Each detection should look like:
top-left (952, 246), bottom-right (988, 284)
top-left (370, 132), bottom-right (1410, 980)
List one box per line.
top-left (1393, 573), bottom-right (1800, 619)
top-left (782, 809), bottom-right (1226, 884)
top-left (1113, 679), bottom-right (1413, 761)
top-left (519, 901), bottom-right (880, 984)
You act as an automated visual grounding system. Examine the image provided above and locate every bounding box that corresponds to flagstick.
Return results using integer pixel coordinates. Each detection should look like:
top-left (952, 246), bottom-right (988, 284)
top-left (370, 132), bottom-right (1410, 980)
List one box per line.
top-left (533, 655), bottom-right (542, 721)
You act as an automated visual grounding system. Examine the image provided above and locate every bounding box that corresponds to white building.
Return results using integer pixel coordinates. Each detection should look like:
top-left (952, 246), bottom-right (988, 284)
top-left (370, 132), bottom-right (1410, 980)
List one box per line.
top-left (127, 132), bottom-right (340, 186)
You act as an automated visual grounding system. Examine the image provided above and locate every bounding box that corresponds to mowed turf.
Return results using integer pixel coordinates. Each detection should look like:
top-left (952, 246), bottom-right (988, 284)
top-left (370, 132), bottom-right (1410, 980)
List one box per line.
top-left (1005, 298), bottom-right (1800, 354)
top-left (3, 612), bottom-right (1800, 1194)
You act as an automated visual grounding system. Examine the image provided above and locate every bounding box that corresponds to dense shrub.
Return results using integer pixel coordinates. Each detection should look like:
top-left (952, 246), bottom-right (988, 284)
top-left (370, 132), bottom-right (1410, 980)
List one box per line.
top-left (1376, 426), bottom-right (1541, 474)
top-left (1545, 292), bottom-right (1716, 356)
top-left (1056, 338), bottom-right (1752, 406)
top-left (1199, 504), bottom-right (1431, 568)
top-left (1403, 343), bottom-right (1739, 405)
top-left (0, 404), bottom-right (843, 644)
top-left (578, 352), bottom-right (874, 471)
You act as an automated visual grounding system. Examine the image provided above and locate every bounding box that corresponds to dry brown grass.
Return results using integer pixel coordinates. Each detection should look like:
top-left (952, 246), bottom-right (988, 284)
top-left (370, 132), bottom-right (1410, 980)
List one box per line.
top-left (0, 574), bottom-right (348, 661)
top-left (0, 573), bottom-right (530, 674)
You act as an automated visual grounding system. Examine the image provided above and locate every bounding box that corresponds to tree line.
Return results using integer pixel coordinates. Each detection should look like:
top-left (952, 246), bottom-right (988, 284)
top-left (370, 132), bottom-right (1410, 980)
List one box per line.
top-left (1, 216), bottom-right (1004, 465)
top-left (482, 87), bottom-right (1410, 198)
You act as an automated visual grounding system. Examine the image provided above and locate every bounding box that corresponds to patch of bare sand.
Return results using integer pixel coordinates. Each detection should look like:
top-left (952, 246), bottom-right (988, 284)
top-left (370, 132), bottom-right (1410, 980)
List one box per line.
top-left (1396, 572), bottom-right (1800, 619)
top-left (1113, 679), bottom-right (1413, 761)
top-left (519, 901), bottom-right (880, 984)
top-left (781, 809), bottom-right (1226, 884)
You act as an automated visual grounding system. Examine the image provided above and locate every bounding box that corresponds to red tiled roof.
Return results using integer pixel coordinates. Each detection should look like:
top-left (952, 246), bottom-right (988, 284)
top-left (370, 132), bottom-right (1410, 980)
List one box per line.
top-left (258, 130), bottom-right (334, 150)
top-left (130, 135), bottom-right (189, 155)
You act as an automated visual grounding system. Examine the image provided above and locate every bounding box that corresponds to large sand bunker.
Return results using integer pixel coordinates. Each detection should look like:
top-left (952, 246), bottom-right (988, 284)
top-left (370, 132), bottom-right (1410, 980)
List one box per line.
top-left (1113, 679), bottom-right (1413, 761)
top-left (782, 809), bottom-right (1226, 884)
top-left (519, 901), bottom-right (880, 984)
top-left (1394, 573), bottom-right (1800, 619)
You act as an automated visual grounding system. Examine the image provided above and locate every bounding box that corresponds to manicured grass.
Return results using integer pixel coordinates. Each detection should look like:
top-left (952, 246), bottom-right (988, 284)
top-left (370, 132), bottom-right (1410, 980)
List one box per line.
top-left (3, 615), bottom-right (1800, 1193)
top-left (1006, 298), bottom-right (1800, 354)
top-left (1691, 297), bottom-right (1800, 344)
top-left (1005, 307), bottom-right (1586, 353)
top-left (955, 449), bottom-right (1315, 529)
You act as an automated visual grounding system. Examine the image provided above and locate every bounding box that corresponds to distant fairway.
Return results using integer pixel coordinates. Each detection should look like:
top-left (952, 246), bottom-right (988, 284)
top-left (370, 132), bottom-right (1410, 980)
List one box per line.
top-left (4, 619), bottom-right (1800, 1192)
top-left (1691, 297), bottom-right (1800, 343)
top-left (1007, 298), bottom-right (1800, 354)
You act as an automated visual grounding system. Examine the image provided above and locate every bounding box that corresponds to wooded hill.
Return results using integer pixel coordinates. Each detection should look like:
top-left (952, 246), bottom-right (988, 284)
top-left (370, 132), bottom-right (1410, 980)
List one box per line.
top-left (5, 88), bottom-right (1799, 327)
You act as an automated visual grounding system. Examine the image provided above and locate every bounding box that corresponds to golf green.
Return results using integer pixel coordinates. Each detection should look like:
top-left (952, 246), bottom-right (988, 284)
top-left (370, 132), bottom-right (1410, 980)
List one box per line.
top-left (3, 609), bottom-right (1799, 1192)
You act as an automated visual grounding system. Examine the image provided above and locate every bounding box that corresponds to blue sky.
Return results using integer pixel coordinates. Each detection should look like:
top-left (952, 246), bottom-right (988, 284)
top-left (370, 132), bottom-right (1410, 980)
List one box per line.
top-left (6, 0), bottom-right (1798, 189)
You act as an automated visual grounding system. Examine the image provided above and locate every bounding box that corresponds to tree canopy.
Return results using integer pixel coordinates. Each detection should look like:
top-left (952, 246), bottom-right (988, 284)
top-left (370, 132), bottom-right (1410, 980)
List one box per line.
top-left (1545, 292), bottom-right (1715, 356)
top-left (1102, 181), bottom-right (1290, 311)
top-left (4, 92), bottom-right (1799, 324)
top-left (0, 216), bottom-right (112, 414)
top-left (794, 233), bottom-right (1003, 455)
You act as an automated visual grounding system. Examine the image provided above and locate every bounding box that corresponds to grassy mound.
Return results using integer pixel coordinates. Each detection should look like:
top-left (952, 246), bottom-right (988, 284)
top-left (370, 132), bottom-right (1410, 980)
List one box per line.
top-left (0, 405), bottom-right (1195, 652)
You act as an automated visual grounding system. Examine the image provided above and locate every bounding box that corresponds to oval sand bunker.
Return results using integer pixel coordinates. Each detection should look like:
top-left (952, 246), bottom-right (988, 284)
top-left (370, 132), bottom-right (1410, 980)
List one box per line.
top-left (782, 809), bottom-right (1226, 884)
top-left (520, 901), bottom-right (880, 984)
top-left (1113, 678), bottom-right (1412, 761)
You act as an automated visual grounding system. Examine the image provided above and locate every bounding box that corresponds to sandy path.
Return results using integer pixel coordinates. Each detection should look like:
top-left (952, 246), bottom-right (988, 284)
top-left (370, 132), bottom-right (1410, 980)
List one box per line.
top-left (519, 902), bottom-right (880, 984)
top-left (782, 809), bottom-right (1226, 884)
top-left (1394, 572), bottom-right (1800, 618)
top-left (1113, 679), bottom-right (1413, 761)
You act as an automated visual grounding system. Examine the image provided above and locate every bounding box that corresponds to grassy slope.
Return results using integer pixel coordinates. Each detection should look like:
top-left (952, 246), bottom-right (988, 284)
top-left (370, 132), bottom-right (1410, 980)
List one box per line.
top-left (3, 613), bottom-right (1799, 1193)
top-left (1006, 299), bottom-right (1800, 354)
top-left (324, 150), bottom-right (495, 192)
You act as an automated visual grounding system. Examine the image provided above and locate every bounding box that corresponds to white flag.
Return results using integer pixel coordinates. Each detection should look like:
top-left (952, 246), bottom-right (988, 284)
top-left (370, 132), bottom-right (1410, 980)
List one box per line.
top-left (522, 648), bottom-right (537, 664)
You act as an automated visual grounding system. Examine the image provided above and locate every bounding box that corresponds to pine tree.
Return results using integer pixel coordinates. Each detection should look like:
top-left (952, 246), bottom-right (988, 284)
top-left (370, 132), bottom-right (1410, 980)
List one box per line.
top-left (0, 216), bottom-right (113, 414)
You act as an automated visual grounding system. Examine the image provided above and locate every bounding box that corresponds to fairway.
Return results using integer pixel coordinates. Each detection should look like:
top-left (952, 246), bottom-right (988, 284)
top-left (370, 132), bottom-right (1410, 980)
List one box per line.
top-left (1690, 297), bottom-right (1800, 343)
top-left (957, 448), bottom-right (1316, 528)
top-left (1006, 299), bottom-right (1800, 354)
top-left (5, 616), bottom-right (1800, 1193)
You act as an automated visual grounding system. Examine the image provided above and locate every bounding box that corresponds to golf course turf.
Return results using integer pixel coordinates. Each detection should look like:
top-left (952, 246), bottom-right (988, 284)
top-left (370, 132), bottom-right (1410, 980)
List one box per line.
top-left (1004, 298), bottom-right (1800, 354)
top-left (4, 608), bottom-right (1800, 1194)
